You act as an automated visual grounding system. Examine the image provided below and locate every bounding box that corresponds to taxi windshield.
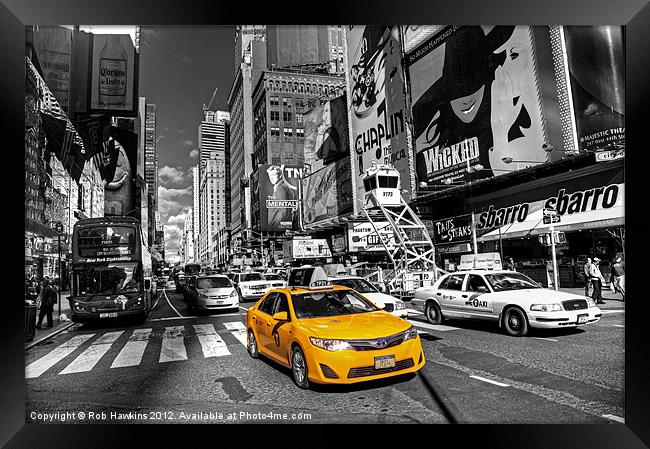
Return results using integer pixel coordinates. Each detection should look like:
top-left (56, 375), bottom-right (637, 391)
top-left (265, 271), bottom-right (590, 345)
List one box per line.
top-left (241, 273), bottom-right (264, 282)
top-left (291, 290), bottom-right (380, 319)
top-left (485, 272), bottom-right (541, 291)
top-left (197, 277), bottom-right (231, 289)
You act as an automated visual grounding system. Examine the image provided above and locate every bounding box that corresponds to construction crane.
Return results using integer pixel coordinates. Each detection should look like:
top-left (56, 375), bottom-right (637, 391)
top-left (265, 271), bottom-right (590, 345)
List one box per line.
top-left (203, 86), bottom-right (219, 111)
top-left (360, 162), bottom-right (445, 299)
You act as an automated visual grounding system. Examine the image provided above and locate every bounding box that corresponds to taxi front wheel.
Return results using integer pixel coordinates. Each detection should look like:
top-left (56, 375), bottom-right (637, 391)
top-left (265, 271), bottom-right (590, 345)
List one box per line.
top-left (291, 346), bottom-right (310, 390)
top-left (503, 307), bottom-right (529, 337)
top-left (247, 330), bottom-right (259, 359)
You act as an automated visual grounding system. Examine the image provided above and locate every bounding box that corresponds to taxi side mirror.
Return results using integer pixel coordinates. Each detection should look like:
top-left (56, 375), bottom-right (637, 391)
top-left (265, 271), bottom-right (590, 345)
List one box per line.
top-left (477, 285), bottom-right (488, 293)
top-left (272, 311), bottom-right (289, 321)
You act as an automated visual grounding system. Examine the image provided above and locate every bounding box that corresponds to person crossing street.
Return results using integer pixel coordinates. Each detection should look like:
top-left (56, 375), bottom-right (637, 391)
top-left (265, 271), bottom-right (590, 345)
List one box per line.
top-left (36, 278), bottom-right (57, 329)
top-left (589, 257), bottom-right (606, 304)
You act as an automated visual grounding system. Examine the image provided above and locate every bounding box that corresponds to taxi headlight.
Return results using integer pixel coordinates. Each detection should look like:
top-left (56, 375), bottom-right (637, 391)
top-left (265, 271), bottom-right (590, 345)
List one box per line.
top-left (530, 303), bottom-right (562, 312)
top-left (403, 326), bottom-right (418, 341)
top-left (586, 297), bottom-right (597, 308)
top-left (309, 337), bottom-right (354, 351)
top-left (230, 290), bottom-right (238, 297)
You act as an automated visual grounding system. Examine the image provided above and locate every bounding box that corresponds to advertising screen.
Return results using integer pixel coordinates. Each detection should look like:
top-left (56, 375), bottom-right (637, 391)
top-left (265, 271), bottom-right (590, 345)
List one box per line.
top-left (302, 158), bottom-right (353, 227)
top-left (292, 239), bottom-right (332, 259)
top-left (255, 164), bottom-right (302, 232)
top-left (345, 26), bottom-right (412, 212)
top-left (90, 34), bottom-right (136, 114)
top-left (432, 214), bottom-right (473, 245)
top-left (303, 95), bottom-right (349, 176)
top-left (407, 26), bottom-right (548, 186)
top-left (347, 222), bottom-right (396, 253)
top-left (563, 26), bottom-right (625, 154)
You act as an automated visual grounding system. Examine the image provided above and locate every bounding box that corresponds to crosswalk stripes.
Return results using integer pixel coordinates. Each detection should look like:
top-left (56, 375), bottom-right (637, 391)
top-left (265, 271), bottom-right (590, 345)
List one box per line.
top-left (193, 324), bottom-right (230, 358)
top-left (26, 334), bottom-right (95, 379)
top-left (159, 326), bottom-right (187, 363)
top-left (223, 321), bottom-right (247, 346)
top-left (111, 328), bottom-right (153, 368)
top-left (59, 331), bottom-right (124, 375)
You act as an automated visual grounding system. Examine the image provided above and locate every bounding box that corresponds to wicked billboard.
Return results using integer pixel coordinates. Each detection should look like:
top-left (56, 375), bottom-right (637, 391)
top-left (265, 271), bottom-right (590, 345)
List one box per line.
top-left (345, 26), bottom-right (413, 212)
top-left (407, 26), bottom-right (548, 185)
top-left (254, 164), bottom-right (302, 232)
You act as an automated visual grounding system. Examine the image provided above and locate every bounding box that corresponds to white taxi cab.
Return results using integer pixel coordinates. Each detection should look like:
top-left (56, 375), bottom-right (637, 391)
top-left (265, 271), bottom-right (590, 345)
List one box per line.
top-left (412, 270), bottom-right (602, 336)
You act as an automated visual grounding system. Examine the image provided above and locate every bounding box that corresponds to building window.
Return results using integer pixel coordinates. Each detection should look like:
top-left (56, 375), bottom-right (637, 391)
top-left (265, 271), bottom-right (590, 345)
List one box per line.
top-left (270, 96), bottom-right (279, 106)
top-left (300, 83), bottom-right (305, 93)
top-left (283, 128), bottom-right (293, 137)
top-left (270, 127), bottom-right (280, 137)
top-left (271, 156), bottom-right (281, 165)
top-left (296, 128), bottom-right (304, 138)
top-left (270, 111), bottom-right (280, 121)
top-left (283, 98), bottom-right (292, 108)
top-left (296, 113), bottom-right (303, 124)
top-left (283, 111), bottom-right (292, 122)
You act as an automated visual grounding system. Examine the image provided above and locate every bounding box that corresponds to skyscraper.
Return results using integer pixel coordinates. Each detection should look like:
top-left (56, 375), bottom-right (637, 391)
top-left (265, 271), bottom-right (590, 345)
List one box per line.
top-left (192, 165), bottom-right (200, 262)
top-left (144, 103), bottom-right (157, 209)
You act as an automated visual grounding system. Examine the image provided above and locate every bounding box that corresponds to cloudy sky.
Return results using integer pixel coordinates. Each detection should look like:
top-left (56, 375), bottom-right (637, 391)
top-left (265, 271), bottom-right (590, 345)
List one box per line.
top-left (139, 26), bottom-right (235, 263)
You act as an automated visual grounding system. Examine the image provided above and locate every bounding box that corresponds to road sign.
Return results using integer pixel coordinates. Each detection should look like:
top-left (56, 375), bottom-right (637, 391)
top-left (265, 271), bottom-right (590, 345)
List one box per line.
top-left (543, 208), bottom-right (560, 224)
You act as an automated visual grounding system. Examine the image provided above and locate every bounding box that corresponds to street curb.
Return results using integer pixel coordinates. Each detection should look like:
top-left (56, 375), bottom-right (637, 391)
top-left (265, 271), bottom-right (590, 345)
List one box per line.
top-left (25, 321), bottom-right (76, 350)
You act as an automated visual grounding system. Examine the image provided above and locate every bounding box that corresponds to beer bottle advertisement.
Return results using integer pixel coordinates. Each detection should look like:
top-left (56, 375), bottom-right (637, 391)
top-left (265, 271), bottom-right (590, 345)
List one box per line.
top-left (91, 34), bottom-right (134, 112)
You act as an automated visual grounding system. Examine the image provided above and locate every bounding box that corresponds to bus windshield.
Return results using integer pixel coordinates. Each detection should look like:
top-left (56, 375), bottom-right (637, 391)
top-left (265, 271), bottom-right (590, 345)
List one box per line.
top-left (74, 262), bottom-right (142, 297)
top-left (77, 226), bottom-right (136, 257)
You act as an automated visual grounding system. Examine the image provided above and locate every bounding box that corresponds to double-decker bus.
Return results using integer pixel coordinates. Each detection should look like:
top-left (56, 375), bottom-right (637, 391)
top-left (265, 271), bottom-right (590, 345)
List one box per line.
top-left (69, 216), bottom-right (155, 323)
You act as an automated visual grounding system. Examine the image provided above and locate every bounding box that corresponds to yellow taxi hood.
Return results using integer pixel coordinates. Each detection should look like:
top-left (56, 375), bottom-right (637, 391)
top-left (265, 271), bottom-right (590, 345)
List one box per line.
top-left (296, 311), bottom-right (411, 340)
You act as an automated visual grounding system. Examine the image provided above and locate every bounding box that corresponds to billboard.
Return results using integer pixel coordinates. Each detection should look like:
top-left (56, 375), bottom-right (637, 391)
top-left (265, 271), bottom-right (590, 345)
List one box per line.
top-left (303, 95), bottom-right (349, 176)
top-left (32, 26), bottom-right (73, 114)
top-left (563, 26), bottom-right (625, 153)
top-left (347, 222), bottom-right (396, 253)
top-left (255, 164), bottom-right (302, 232)
top-left (432, 214), bottom-right (473, 245)
top-left (90, 34), bottom-right (137, 113)
top-left (345, 26), bottom-right (413, 212)
top-left (407, 26), bottom-right (547, 185)
top-left (292, 238), bottom-right (332, 259)
top-left (302, 158), bottom-right (353, 227)
top-left (104, 127), bottom-right (138, 217)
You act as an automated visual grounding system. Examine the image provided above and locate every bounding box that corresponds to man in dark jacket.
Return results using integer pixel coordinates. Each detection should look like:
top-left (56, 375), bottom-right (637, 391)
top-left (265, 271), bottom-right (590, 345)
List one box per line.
top-left (36, 279), bottom-right (57, 329)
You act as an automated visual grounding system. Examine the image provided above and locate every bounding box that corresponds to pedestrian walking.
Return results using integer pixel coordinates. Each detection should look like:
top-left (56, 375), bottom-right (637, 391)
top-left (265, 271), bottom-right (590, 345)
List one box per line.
top-left (583, 257), bottom-right (593, 297)
top-left (611, 257), bottom-right (625, 300)
top-left (36, 278), bottom-right (57, 329)
top-left (504, 258), bottom-right (516, 271)
top-left (589, 257), bottom-right (606, 304)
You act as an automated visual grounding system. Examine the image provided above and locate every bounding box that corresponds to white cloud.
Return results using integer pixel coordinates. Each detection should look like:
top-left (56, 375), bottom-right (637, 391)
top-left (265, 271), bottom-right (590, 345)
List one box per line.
top-left (167, 212), bottom-right (187, 227)
top-left (182, 139), bottom-right (194, 147)
top-left (189, 149), bottom-right (198, 159)
top-left (163, 223), bottom-right (184, 263)
top-left (158, 166), bottom-right (189, 185)
top-left (158, 186), bottom-right (192, 220)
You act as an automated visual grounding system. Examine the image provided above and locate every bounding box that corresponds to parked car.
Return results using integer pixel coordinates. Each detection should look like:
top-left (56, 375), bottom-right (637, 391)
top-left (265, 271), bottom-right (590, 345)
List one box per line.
top-left (183, 274), bottom-right (239, 313)
top-left (230, 272), bottom-right (271, 302)
top-left (245, 285), bottom-right (424, 389)
top-left (412, 270), bottom-right (602, 336)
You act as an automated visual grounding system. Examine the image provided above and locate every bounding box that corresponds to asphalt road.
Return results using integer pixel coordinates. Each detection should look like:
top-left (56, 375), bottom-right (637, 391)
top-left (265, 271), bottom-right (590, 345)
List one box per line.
top-left (25, 288), bottom-right (625, 424)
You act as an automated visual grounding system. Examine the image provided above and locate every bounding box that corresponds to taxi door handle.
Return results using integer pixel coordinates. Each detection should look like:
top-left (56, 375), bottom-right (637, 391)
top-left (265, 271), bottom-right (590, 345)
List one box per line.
top-left (436, 293), bottom-right (441, 296)
top-left (461, 294), bottom-right (468, 298)
top-left (266, 323), bottom-right (270, 327)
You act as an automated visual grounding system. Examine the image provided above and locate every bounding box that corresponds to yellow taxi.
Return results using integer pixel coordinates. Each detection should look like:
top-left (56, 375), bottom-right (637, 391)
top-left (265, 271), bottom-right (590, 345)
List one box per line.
top-left (245, 285), bottom-right (425, 389)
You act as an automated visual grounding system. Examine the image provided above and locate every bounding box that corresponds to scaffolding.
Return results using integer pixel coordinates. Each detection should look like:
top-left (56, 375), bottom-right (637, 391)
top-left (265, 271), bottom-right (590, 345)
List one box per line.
top-left (360, 164), bottom-right (444, 298)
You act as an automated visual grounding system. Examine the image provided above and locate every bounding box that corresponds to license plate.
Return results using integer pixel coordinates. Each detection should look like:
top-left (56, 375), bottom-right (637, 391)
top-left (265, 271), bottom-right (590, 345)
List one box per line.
top-left (577, 314), bottom-right (588, 324)
top-left (100, 312), bottom-right (118, 318)
top-left (374, 355), bottom-right (396, 369)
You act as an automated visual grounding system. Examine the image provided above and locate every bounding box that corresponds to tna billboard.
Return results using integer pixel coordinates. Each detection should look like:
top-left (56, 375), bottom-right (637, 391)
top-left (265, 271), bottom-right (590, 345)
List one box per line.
top-left (253, 164), bottom-right (303, 232)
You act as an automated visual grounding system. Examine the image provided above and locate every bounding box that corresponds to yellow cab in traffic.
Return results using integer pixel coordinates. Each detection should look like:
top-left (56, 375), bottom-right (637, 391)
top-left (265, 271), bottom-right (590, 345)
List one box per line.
top-left (245, 285), bottom-right (425, 389)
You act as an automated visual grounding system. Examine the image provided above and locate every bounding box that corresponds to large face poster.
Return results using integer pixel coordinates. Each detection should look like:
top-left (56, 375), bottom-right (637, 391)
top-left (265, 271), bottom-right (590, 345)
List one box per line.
top-left (302, 158), bottom-right (353, 226)
top-left (90, 34), bottom-right (136, 113)
top-left (346, 26), bottom-right (412, 212)
top-left (407, 26), bottom-right (547, 185)
top-left (257, 164), bottom-right (302, 232)
top-left (303, 95), bottom-right (349, 176)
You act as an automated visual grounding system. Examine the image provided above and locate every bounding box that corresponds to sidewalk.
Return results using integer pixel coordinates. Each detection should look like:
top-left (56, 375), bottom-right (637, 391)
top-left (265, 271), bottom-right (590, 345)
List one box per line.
top-left (26, 290), bottom-right (76, 349)
top-left (557, 287), bottom-right (625, 311)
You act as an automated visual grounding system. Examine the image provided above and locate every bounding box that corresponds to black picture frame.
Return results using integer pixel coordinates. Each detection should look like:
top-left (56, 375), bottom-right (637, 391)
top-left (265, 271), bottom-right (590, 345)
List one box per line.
top-left (3, 1), bottom-right (648, 448)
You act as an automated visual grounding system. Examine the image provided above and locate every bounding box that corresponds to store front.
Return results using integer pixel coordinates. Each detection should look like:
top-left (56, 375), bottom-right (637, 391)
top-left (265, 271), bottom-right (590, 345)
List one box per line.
top-left (470, 159), bottom-right (624, 287)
